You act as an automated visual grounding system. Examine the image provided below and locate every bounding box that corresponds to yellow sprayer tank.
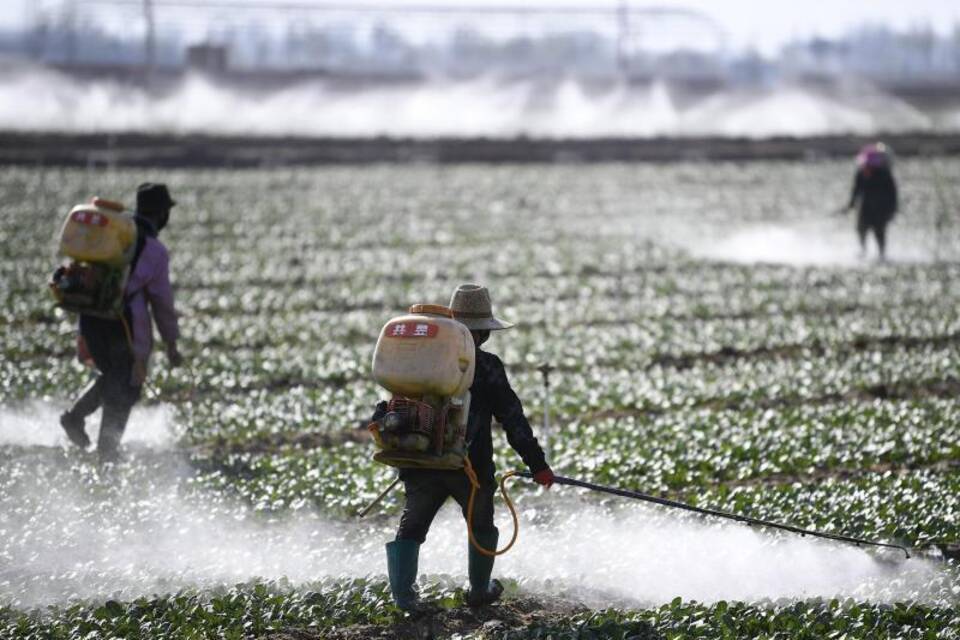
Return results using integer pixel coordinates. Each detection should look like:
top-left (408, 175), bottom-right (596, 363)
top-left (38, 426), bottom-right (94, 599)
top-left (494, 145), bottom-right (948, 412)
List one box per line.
top-left (58, 198), bottom-right (136, 266)
top-left (372, 304), bottom-right (475, 398)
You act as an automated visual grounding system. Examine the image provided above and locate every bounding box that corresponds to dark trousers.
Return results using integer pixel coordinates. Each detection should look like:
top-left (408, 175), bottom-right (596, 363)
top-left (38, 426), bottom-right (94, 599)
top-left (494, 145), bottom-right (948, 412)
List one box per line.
top-left (396, 469), bottom-right (496, 544)
top-left (857, 214), bottom-right (889, 257)
top-left (69, 314), bottom-right (142, 457)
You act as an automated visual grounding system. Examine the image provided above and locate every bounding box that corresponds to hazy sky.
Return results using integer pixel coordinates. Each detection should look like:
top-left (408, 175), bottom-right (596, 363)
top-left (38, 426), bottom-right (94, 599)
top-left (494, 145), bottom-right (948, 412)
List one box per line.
top-left (4, 0), bottom-right (959, 53)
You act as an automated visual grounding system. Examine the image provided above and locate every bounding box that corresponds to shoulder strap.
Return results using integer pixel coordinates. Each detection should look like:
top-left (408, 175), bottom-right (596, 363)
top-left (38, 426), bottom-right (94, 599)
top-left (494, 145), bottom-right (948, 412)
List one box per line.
top-left (122, 220), bottom-right (151, 308)
top-left (130, 217), bottom-right (151, 273)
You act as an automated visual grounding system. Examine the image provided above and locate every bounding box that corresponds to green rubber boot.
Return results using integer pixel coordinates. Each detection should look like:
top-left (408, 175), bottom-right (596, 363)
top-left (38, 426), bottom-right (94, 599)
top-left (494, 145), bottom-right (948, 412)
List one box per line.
top-left (466, 528), bottom-right (503, 607)
top-left (386, 539), bottom-right (421, 611)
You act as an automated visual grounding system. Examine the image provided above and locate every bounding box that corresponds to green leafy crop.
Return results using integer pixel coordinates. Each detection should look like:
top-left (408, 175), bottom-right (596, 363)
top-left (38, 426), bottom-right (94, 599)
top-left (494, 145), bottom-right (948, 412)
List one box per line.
top-left (2, 160), bottom-right (959, 638)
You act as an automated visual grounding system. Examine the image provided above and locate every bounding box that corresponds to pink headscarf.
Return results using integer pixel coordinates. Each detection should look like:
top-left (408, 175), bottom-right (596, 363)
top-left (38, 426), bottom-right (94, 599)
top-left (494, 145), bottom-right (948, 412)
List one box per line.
top-left (856, 142), bottom-right (891, 169)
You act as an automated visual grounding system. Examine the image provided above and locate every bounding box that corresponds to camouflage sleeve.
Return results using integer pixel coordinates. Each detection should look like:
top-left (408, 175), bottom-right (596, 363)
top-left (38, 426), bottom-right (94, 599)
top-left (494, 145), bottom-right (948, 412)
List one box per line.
top-left (488, 355), bottom-right (548, 474)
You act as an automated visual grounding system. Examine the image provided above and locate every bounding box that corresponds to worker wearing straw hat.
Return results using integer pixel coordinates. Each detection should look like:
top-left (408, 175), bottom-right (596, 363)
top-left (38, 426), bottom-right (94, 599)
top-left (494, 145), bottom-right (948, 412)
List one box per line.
top-left (385, 284), bottom-right (555, 611)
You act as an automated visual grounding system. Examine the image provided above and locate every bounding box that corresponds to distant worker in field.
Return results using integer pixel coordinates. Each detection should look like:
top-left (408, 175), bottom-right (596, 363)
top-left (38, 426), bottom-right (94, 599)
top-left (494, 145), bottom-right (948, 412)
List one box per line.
top-left (845, 142), bottom-right (898, 261)
top-left (369, 284), bottom-right (554, 612)
top-left (58, 183), bottom-right (183, 462)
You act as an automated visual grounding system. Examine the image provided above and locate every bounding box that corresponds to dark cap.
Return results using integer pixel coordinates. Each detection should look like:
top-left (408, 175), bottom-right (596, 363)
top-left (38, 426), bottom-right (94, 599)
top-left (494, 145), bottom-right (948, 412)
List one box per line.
top-left (136, 183), bottom-right (176, 212)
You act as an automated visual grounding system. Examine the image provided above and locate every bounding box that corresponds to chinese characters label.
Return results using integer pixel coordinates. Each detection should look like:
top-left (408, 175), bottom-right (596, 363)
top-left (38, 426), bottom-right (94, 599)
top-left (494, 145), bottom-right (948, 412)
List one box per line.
top-left (386, 322), bottom-right (439, 338)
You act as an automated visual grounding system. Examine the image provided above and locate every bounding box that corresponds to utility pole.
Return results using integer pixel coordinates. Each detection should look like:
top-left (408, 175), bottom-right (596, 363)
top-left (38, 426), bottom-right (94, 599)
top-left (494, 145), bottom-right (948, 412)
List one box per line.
top-left (24, 0), bottom-right (39, 59)
top-left (65, 0), bottom-right (78, 65)
top-left (616, 0), bottom-right (629, 76)
top-left (143, 0), bottom-right (156, 86)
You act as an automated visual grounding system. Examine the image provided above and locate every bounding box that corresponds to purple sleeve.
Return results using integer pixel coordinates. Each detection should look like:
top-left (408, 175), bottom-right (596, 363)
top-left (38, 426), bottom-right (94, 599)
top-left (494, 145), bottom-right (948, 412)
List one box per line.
top-left (144, 241), bottom-right (180, 345)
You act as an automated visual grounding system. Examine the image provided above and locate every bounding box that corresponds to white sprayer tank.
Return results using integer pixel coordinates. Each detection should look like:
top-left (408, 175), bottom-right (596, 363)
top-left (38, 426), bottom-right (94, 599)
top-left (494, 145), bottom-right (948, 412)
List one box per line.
top-left (58, 198), bottom-right (137, 266)
top-left (372, 304), bottom-right (475, 399)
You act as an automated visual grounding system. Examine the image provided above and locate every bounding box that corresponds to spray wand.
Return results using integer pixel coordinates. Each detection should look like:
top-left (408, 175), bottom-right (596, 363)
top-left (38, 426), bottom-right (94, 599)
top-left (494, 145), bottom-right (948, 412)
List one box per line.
top-left (517, 471), bottom-right (910, 559)
top-left (526, 360), bottom-right (908, 559)
top-left (357, 469), bottom-right (911, 559)
top-left (358, 358), bottom-right (910, 560)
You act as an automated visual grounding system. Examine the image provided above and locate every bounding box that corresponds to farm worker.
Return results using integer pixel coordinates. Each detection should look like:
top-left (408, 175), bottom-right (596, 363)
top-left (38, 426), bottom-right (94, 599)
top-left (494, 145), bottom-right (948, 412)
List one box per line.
top-left (382, 283), bottom-right (555, 611)
top-left (846, 142), bottom-right (898, 261)
top-left (60, 183), bottom-right (183, 463)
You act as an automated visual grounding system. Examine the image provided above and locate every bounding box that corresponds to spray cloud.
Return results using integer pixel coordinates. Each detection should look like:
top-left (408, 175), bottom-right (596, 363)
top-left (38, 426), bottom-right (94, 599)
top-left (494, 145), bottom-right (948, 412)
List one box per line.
top-left (0, 403), bottom-right (951, 610)
top-left (0, 66), bottom-right (954, 138)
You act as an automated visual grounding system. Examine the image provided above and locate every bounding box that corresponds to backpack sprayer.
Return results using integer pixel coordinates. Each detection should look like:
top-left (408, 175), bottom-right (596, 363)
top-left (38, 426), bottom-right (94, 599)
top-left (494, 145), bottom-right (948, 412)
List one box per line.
top-left (50, 197), bottom-right (138, 319)
top-left (49, 197), bottom-right (146, 375)
top-left (363, 330), bottom-right (913, 562)
top-left (369, 304), bottom-right (474, 471)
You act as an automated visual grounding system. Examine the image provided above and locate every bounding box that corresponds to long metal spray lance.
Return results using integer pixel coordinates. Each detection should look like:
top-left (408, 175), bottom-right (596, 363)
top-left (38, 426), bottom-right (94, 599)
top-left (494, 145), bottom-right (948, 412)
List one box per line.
top-left (518, 472), bottom-right (911, 559)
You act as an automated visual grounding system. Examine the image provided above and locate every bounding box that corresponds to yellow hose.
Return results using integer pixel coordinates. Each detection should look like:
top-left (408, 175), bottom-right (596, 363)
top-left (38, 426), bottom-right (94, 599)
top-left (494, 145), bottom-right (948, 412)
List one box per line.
top-left (464, 456), bottom-right (525, 557)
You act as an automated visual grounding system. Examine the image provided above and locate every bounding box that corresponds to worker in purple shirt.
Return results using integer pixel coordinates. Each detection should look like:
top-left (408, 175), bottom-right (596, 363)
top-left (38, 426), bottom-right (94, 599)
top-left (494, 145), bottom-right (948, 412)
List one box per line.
top-left (60, 183), bottom-right (183, 462)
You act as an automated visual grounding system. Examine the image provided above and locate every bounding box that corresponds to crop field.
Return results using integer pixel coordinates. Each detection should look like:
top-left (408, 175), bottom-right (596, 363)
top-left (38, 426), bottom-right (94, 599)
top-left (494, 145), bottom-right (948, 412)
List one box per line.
top-left (1, 159), bottom-right (959, 639)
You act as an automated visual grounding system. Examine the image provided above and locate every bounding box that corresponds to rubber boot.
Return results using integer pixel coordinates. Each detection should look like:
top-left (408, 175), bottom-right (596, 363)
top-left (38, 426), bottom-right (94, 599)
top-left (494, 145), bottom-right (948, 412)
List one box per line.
top-left (61, 377), bottom-right (104, 449)
top-left (466, 528), bottom-right (503, 607)
top-left (60, 412), bottom-right (91, 449)
top-left (386, 539), bottom-right (421, 611)
top-left (97, 403), bottom-right (131, 464)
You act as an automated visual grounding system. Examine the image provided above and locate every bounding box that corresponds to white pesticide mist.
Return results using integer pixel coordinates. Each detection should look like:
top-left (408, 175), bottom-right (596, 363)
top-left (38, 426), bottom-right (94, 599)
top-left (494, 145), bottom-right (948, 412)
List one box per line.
top-left (688, 224), bottom-right (880, 267)
top-left (0, 403), bottom-right (953, 610)
top-left (0, 401), bottom-right (179, 449)
top-left (695, 225), bottom-right (863, 266)
top-left (678, 216), bottom-right (949, 267)
top-left (421, 498), bottom-right (950, 607)
top-left (0, 65), bottom-right (957, 138)
top-left (0, 402), bottom-right (381, 608)
top-left (495, 500), bottom-right (947, 606)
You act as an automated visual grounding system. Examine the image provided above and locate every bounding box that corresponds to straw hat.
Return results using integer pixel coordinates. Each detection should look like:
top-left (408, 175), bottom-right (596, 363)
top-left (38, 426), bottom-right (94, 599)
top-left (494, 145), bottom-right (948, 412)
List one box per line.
top-left (449, 283), bottom-right (514, 331)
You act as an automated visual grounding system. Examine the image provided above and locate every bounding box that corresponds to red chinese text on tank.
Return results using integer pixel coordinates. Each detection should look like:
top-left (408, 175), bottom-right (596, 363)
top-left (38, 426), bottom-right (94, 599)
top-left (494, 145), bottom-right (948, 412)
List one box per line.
top-left (72, 211), bottom-right (110, 226)
top-left (386, 322), bottom-right (439, 338)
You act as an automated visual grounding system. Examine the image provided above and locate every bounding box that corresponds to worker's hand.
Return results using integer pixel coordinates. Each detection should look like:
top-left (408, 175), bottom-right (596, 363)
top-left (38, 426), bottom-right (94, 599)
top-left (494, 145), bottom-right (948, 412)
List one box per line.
top-left (166, 343), bottom-right (184, 368)
top-left (533, 468), bottom-right (555, 489)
